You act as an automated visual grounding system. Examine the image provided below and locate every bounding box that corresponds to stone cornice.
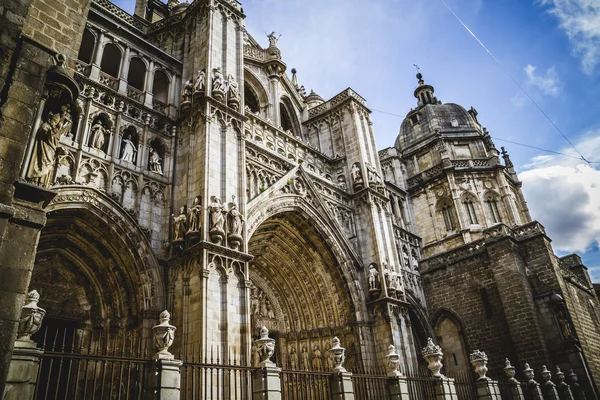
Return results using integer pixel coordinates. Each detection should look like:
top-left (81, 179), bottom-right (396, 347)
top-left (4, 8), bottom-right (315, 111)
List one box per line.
top-left (304, 88), bottom-right (370, 123)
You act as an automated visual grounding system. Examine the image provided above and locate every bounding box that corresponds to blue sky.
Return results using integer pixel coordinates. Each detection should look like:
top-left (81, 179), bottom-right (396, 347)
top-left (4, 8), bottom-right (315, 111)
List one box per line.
top-left (115, 0), bottom-right (600, 279)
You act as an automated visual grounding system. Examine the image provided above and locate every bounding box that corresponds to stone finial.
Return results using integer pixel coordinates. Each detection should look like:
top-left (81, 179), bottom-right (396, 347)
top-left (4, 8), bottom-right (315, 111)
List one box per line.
top-left (152, 310), bottom-right (176, 360)
top-left (504, 358), bottom-right (518, 384)
top-left (555, 366), bottom-right (567, 386)
top-left (523, 363), bottom-right (535, 384)
top-left (469, 350), bottom-right (489, 380)
top-left (330, 337), bottom-right (346, 373)
top-left (541, 365), bottom-right (555, 387)
top-left (254, 327), bottom-right (276, 367)
top-left (17, 290), bottom-right (46, 342)
top-left (385, 344), bottom-right (402, 377)
top-left (422, 338), bottom-right (444, 378)
top-left (567, 369), bottom-right (578, 384)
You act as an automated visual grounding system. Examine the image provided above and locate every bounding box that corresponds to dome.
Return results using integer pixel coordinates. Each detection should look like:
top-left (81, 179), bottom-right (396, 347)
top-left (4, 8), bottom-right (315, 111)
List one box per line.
top-left (305, 89), bottom-right (325, 109)
top-left (395, 102), bottom-right (479, 152)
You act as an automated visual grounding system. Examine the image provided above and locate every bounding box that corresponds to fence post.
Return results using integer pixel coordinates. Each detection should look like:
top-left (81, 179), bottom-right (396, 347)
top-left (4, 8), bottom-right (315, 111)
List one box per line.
top-left (252, 327), bottom-right (282, 400)
top-left (329, 337), bottom-right (355, 400)
top-left (469, 350), bottom-right (501, 400)
top-left (422, 337), bottom-right (458, 400)
top-left (385, 345), bottom-right (410, 400)
top-left (151, 310), bottom-right (182, 400)
top-left (4, 291), bottom-right (45, 400)
top-left (567, 370), bottom-right (587, 400)
top-left (554, 367), bottom-right (574, 400)
top-left (503, 359), bottom-right (525, 400)
top-left (540, 365), bottom-right (560, 400)
top-left (523, 364), bottom-right (544, 400)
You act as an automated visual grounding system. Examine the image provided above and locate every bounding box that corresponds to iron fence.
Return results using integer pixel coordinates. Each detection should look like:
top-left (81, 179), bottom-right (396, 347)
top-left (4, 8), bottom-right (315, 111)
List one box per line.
top-left (280, 370), bottom-right (332, 400)
top-left (404, 367), bottom-right (441, 400)
top-left (448, 371), bottom-right (478, 400)
top-left (33, 327), bottom-right (150, 400)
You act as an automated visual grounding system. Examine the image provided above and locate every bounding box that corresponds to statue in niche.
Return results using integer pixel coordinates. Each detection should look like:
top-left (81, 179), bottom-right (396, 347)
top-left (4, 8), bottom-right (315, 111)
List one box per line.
top-left (368, 263), bottom-right (380, 290)
top-left (325, 349), bottom-right (333, 371)
top-left (194, 70), bottom-right (205, 93)
top-left (337, 175), bottom-right (347, 190)
top-left (227, 196), bottom-right (244, 237)
top-left (366, 162), bottom-right (382, 183)
top-left (172, 205), bottom-right (187, 241)
top-left (402, 247), bottom-right (410, 268)
top-left (27, 108), bottom-right (71, 187)
top-left (289, 346), bottom-right (298, 370)
top-left (90, 120), bottom-right (107, 150)
top-left (312, 346), bottom-right (323, 371)
top-left (181, 80), bottom-right (193, 103)
top-left (187, 196), bottom-right (202, 232)
top-left (265, 298), bottom-right (275, 319)
top-left (556, 310), bottom-right (574, 340)
top-left (351, 162), bottom-right (363, 187)
top-left (148, 148), bottom-right (163, 174)
top-left (208, 196), bottom-right (225, 232)
top-left (411, 250), bottom-right (419, 271)
top-left (301, 346), bottom-right (310, 371)
top-left (211, 68), bottom-right (226, 94)
top-left (120, 133), bottom-right (137, 163)
top-left (227, 74), bottom-right (240, 100)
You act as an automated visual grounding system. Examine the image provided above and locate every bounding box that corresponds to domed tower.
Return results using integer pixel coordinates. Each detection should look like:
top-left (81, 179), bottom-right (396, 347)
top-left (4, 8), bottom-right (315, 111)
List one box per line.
top-left (395, 74), bottom-right (531, 257)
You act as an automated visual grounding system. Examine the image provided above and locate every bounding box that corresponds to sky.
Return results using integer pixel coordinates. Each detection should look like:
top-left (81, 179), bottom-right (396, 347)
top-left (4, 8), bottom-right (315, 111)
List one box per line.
top-left (114, 0), bottom-right (600, 280)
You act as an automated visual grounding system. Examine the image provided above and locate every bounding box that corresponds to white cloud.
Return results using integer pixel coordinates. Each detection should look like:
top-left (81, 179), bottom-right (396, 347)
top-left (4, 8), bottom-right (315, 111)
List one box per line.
top-left (539, 0), bottom-right (600, 74)
top-left (518, 133), bottom-right (600, 260)
top-left (524, 64), bottom-right (560, 96)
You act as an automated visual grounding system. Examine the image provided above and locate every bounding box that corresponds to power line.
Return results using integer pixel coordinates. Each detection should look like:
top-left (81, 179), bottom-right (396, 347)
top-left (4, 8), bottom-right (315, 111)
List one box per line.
top-left (436, 0), bottom-right (591, 165)
top-left (369, 107), bottom-right (600, 164)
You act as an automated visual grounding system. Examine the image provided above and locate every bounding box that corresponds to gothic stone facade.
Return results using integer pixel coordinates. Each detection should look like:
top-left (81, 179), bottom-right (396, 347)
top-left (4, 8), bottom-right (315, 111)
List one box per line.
top-left (0, 0), bottom-right (599, 397)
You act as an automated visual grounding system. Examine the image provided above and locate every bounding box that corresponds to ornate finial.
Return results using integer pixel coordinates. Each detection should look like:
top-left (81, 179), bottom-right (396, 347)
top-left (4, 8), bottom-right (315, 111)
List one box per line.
top-left (291, 68), bottom-right (297, 74)
top-left (422, 338), bottom-right (444, 378)
top-left (25, 290), bottom-right (40, 307)
top-left (523, 363), bottom-right (535, 383)
top-left (153, 310), bottom-right (176, 360)
top-left (255, 326), bottom-right (276, 367)
top-left (330, 337), bottom-right (347, 373)
top-left (422, 337), bottom-right (442, 357)
top-left (17, 290), bottom-right (46, 342)
top-left (470, 350), bottom-right (489, 380)
top-left (385, 344), bottom-right (402, 377)
top-left (504, 358), bottom-right (518, 383)
top-left (540, 365), bottom-right (554, 387)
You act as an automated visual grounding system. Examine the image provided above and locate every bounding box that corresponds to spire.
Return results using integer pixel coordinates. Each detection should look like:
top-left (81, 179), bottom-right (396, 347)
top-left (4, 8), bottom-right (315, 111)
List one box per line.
top-left (413, 72), bottom-right (438, 108)
top-left (501, 147), bottom-right (519, 180)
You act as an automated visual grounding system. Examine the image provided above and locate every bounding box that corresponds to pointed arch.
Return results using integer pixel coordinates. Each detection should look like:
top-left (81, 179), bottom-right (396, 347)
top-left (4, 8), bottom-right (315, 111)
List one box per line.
top-left (244, 68), bottom-right (269, 116)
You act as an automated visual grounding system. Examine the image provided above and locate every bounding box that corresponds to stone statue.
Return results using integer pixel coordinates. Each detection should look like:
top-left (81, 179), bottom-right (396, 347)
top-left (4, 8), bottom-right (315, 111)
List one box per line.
top-left (265, 298), bottom-right (275, 319)
top-left (27, 112), bottom-right (64, 187)
top-left (351, 162), bottom-right (363, 186)
top-left (368, 263), bottom-right (379, 290)
top-left (149, 148), bottom-right (163, 174)
top-left (194, 69), bottom-right (205, 93)
top-left (267, 31), bottom-right (280, 47)
top-left (172, 205), bottom-right (187, 241)
top-left (289, 346), bottom-right (298, 370)
top-left (301, 346), bottom-right (310, 371)
top-left (366, 162), bottom-right (381, 183)
top-left (312, 346), bottom-right (323, 371)
top-left (212, 68), bottom-right (226, 94)
top-left (120, 133), bottom-right (137, 163)
top-left (227, 74), bottom-right (240, 100)
top-left (325, 349), bottom-right (334, 371)
top-left (187, 196), bottom-right (202, 232)
top-left (227, 196), bottom-right (244, 237)
top-left (208, 196), bottom-right (225, 232)
top-left (90, 120), bottom-right (106, 150)
top-left (557, 310), bottom-right (573, 339)
top-left (182, 79), bottom-right (193, 103)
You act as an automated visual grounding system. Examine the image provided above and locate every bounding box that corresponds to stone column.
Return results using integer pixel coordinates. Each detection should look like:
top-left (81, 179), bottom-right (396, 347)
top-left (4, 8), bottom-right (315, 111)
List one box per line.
top-left (118, 46), bottom-right (131, 94)
top-left (469, 350), bottom-right (501, 400)
top-left (422, 337), bottom-right (458, 400)
top-left (523, 364), bottom-right (544, 400)
top-left (554, 367), bottom-right (574, 400)
top-left (252, 327), bottom-right (281, 400)
top-left (385, 345), bottom-right (410, 400)
top-left (4, 290), bottom-right (45, 400)
top-left (503, 359), bottom-right (525, 400)
top-left (90, 30), bottom-right (105, 80)
top-left (329, 337), bottom-right (354, 400)
top-left (144, 60), bottom-right (155, 108)
top-left (150, 310), bottom-right (182, 400)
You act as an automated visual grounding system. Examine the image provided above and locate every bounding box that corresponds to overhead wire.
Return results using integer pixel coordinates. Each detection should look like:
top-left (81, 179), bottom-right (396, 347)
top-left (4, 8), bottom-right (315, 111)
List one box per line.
top-left (436, 0), bottom-right (592, 165)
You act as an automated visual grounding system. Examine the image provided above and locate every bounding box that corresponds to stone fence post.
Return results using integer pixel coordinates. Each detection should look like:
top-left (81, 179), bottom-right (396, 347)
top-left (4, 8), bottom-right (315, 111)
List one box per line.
top-left (151, 310), bottom-right (182, 400)
top-left (422, 337), bottom-right (458, 400)
top-left (329, 337), bottom-right (354, 400)
top-left (523, 364), bottom-right (544, 400)
top-left (540, 365), bottom-right (560, 400)
top-left (385, 345), bottom-right (410, 400)
top-left (567, 370), bottom-right (587, 400)
top-left (554, 367), bottom-right (574, 400)
top-left (252, 327), bottom-right (282, 400)
top-left (469, 350), bottom-right (501, 400)
top-left (4, 290), bottom-right (45, 400)
top-left (503, 359), bottom-right (525, 400)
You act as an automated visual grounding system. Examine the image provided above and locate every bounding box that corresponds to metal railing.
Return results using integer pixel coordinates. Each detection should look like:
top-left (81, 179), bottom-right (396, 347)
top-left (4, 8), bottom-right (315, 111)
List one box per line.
top-left (280, 370), bottom-right (332, 400)
top-left (33, 327), bottom-right (150, 400)
top-left (351, 369), bottom-right (389, 399)
top-left (404, 368), bottom-right (440, 400)
top-left (448, 371), bottom-right (478, 400)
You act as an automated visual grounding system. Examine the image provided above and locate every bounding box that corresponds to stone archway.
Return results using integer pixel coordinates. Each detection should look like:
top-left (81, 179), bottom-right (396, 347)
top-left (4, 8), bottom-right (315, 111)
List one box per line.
top-left (247, 198), bottom-right (367, 371)
top-left (30, 186), bottom-right (166, 341)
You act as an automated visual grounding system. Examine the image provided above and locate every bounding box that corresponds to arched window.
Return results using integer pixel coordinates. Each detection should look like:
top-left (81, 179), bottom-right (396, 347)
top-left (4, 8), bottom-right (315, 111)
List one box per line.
top-left (440, 202), bottom-right (456, 232)
top-left (485, 197), bottom-right (502, 224)
top-left (127, 58), bottom-right (146, 91)
top-left (152, 70), bottom-right (169, 103)
top-left (100, 43), bottom-right (122, 78)
top-left (463, 199), bottom-right (478, 225)
top-left (245, 86), bottom-right (259, 113)
top-left (78, 29), bottom-right (95, 64)
top-left (435, 316), bottom-right (470, 377)
top-left (280, 103), bottom-right (293, 132)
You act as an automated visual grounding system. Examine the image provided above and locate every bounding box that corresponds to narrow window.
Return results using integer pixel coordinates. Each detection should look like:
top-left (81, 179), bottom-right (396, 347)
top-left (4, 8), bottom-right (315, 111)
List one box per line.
top-left (480, 288), bottom-right (493, 318)
top-left (464, 200), bottom-right (478, 225)
top-left (441, 204), bottom-right (455, 231)
top-left (486, 199), bottom-right (501, 223)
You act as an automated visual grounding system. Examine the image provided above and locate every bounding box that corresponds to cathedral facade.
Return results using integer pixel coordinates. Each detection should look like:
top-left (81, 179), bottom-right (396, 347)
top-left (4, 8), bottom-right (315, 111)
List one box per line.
top-left (1, 0), bottom-right (599, 398)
